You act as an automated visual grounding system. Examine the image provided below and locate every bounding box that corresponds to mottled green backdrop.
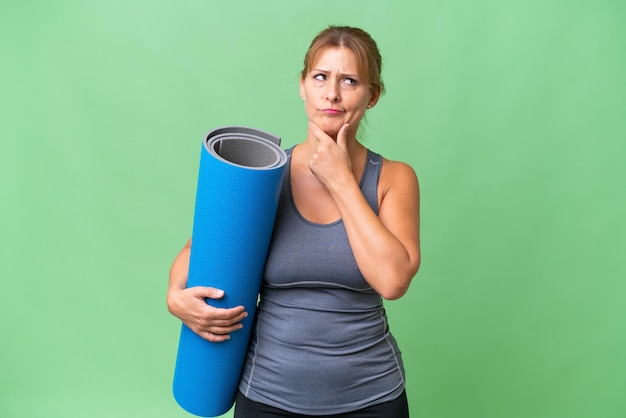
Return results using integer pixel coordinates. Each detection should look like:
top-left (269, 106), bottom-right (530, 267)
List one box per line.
top-left (1, 1), bottom-right (624, 417)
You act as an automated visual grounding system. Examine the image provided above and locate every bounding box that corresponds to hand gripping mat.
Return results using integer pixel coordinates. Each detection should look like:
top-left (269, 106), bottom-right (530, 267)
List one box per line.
top-left (173, 126), bottom-right (288, 417)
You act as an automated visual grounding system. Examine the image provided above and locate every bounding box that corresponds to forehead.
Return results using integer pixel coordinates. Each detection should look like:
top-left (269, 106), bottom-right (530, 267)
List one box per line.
top-left (310, 47), bottom-right (359, 73)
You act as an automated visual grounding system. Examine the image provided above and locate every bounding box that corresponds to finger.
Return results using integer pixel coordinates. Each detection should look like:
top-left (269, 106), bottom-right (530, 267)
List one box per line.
top-left (206, 305), bottom-right (247, 320)
top-left (202, 319), bottom-right (246, 342)
top-left (204, 287), bottom-right (225, 299)
top-left (200, 310), bottom-right (248, 329)
top-left (203, 331), bottom-right (231, 343)
top-left (193, 308), bottom-right (245, 329)
top-left (193, 309), bottom-right (246, 332)
top-left (188, 286), bottom-right (224, 300)
top-left (308, 121), bottom-right (331, 143)
top-left (208, 321), bottom-right (244, 335)
top-left (336, 123), bottom-right (350, 150)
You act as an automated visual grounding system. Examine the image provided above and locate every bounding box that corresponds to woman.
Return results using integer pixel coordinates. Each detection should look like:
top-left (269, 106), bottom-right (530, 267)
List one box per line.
top-left (168, 26), bottom-right (420, 417)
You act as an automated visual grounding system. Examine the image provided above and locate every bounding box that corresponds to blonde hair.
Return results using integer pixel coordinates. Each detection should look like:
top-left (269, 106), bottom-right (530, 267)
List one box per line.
top-left (301, 26), bottom-right (384, 96)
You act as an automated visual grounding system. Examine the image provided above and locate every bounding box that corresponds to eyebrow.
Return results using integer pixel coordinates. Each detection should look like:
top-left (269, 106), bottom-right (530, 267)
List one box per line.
top-left (312, 68), bottom-right (359, 78)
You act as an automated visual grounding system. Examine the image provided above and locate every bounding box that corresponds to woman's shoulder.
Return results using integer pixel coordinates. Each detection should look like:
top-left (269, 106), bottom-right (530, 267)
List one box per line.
top-left (378, 155), bottom-right (420, 198)
top-left (365, 148), bottom-right (415, 175)
top-left (379, 155), bottom-right (418, 180)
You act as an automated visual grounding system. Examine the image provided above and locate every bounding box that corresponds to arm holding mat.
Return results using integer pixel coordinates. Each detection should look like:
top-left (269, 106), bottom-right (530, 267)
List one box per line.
top-left (168, 238), bottom-right (247, 343)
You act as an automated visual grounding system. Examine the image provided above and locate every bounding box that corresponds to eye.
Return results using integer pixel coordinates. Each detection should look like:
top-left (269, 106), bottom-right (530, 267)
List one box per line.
top-left (343, 77), bottom-right (358, 86)
top-left (313, 73), bottom-right (326, 81)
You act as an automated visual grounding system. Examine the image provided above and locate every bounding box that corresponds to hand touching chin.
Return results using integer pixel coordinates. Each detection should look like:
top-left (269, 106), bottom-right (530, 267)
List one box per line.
top-left (310, 118), bottom-right (343, 140)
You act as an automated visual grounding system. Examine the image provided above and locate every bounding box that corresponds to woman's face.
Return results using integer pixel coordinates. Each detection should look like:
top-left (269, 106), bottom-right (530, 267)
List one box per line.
top-left (300, 47), bottom-right (378, 138)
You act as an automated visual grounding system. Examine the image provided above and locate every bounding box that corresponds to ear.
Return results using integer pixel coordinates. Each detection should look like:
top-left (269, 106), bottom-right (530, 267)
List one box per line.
top-left (367, 88), bottom-right (381, 109)
top-left (299, 78), bottom-right (305, 100)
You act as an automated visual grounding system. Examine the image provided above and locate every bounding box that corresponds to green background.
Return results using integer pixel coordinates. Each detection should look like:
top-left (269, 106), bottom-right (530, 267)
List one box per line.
top-left (1, 1), bottom-right (624, 417)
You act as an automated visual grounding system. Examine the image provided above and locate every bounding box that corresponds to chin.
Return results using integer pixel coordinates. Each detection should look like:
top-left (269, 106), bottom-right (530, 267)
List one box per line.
top-left (314, 119), bottom-right (341, 138)
top-left (324, 128), bottom-right (340, 138)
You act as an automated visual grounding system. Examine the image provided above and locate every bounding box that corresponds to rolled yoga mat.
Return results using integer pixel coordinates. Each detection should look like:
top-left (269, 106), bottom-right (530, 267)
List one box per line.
top-left (173, 126), bottom-right (288, 417)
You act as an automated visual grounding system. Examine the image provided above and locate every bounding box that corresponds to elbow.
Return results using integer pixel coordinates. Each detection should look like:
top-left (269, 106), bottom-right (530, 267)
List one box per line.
top-left (380, 287), bottom-right (408, 301)
top-left (377, 276), bottom-right (414, 301)
top-left (379, 258), bottom-right (421, 301)
top-left (379, 277), bottom-right (412, 300)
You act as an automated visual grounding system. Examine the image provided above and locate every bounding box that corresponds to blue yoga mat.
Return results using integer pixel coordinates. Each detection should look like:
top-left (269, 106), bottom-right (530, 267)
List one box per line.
top-left (173, 126), bottom-right (288, 417)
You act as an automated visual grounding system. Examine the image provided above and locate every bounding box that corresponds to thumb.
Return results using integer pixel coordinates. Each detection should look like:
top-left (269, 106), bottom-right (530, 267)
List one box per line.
top-left (337, 123), bottom-right (350, 150)
top-left (193, 286), bottom-right (224, 300)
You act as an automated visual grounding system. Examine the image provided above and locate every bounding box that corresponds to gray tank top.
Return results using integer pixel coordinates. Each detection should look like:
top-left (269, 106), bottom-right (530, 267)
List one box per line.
top-left (239, 148), bottom-right (406, 415)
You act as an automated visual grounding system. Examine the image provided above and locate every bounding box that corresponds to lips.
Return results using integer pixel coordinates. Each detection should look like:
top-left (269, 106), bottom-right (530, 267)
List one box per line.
top-left (321, 108), bottom-right (343, 115)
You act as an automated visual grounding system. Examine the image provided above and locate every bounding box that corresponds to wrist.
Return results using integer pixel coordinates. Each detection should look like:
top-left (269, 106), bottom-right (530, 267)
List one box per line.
top-left (166, 287), bottom-right (184, 314)
top-left (326, 173), bottom-right (358, 196)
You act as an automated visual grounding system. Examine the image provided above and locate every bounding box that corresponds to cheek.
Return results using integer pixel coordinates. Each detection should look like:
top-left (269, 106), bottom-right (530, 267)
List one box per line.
top-left (346, 111), bottom-right (366, 125)
top-left (303, 101), bottom-right (319, 122)
top-left (304, 100), bottom-right (315, 115)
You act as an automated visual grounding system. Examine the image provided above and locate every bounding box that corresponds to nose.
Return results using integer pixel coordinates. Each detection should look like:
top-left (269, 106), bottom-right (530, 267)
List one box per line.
top-left (325, 82), bottom-right (341, 103)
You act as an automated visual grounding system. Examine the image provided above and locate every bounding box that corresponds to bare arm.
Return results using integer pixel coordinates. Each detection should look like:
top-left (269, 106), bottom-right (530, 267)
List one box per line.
top-left (308, 123), bottom-right (421, 300)
top-left (167, 239), bottom-right (248, 342)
